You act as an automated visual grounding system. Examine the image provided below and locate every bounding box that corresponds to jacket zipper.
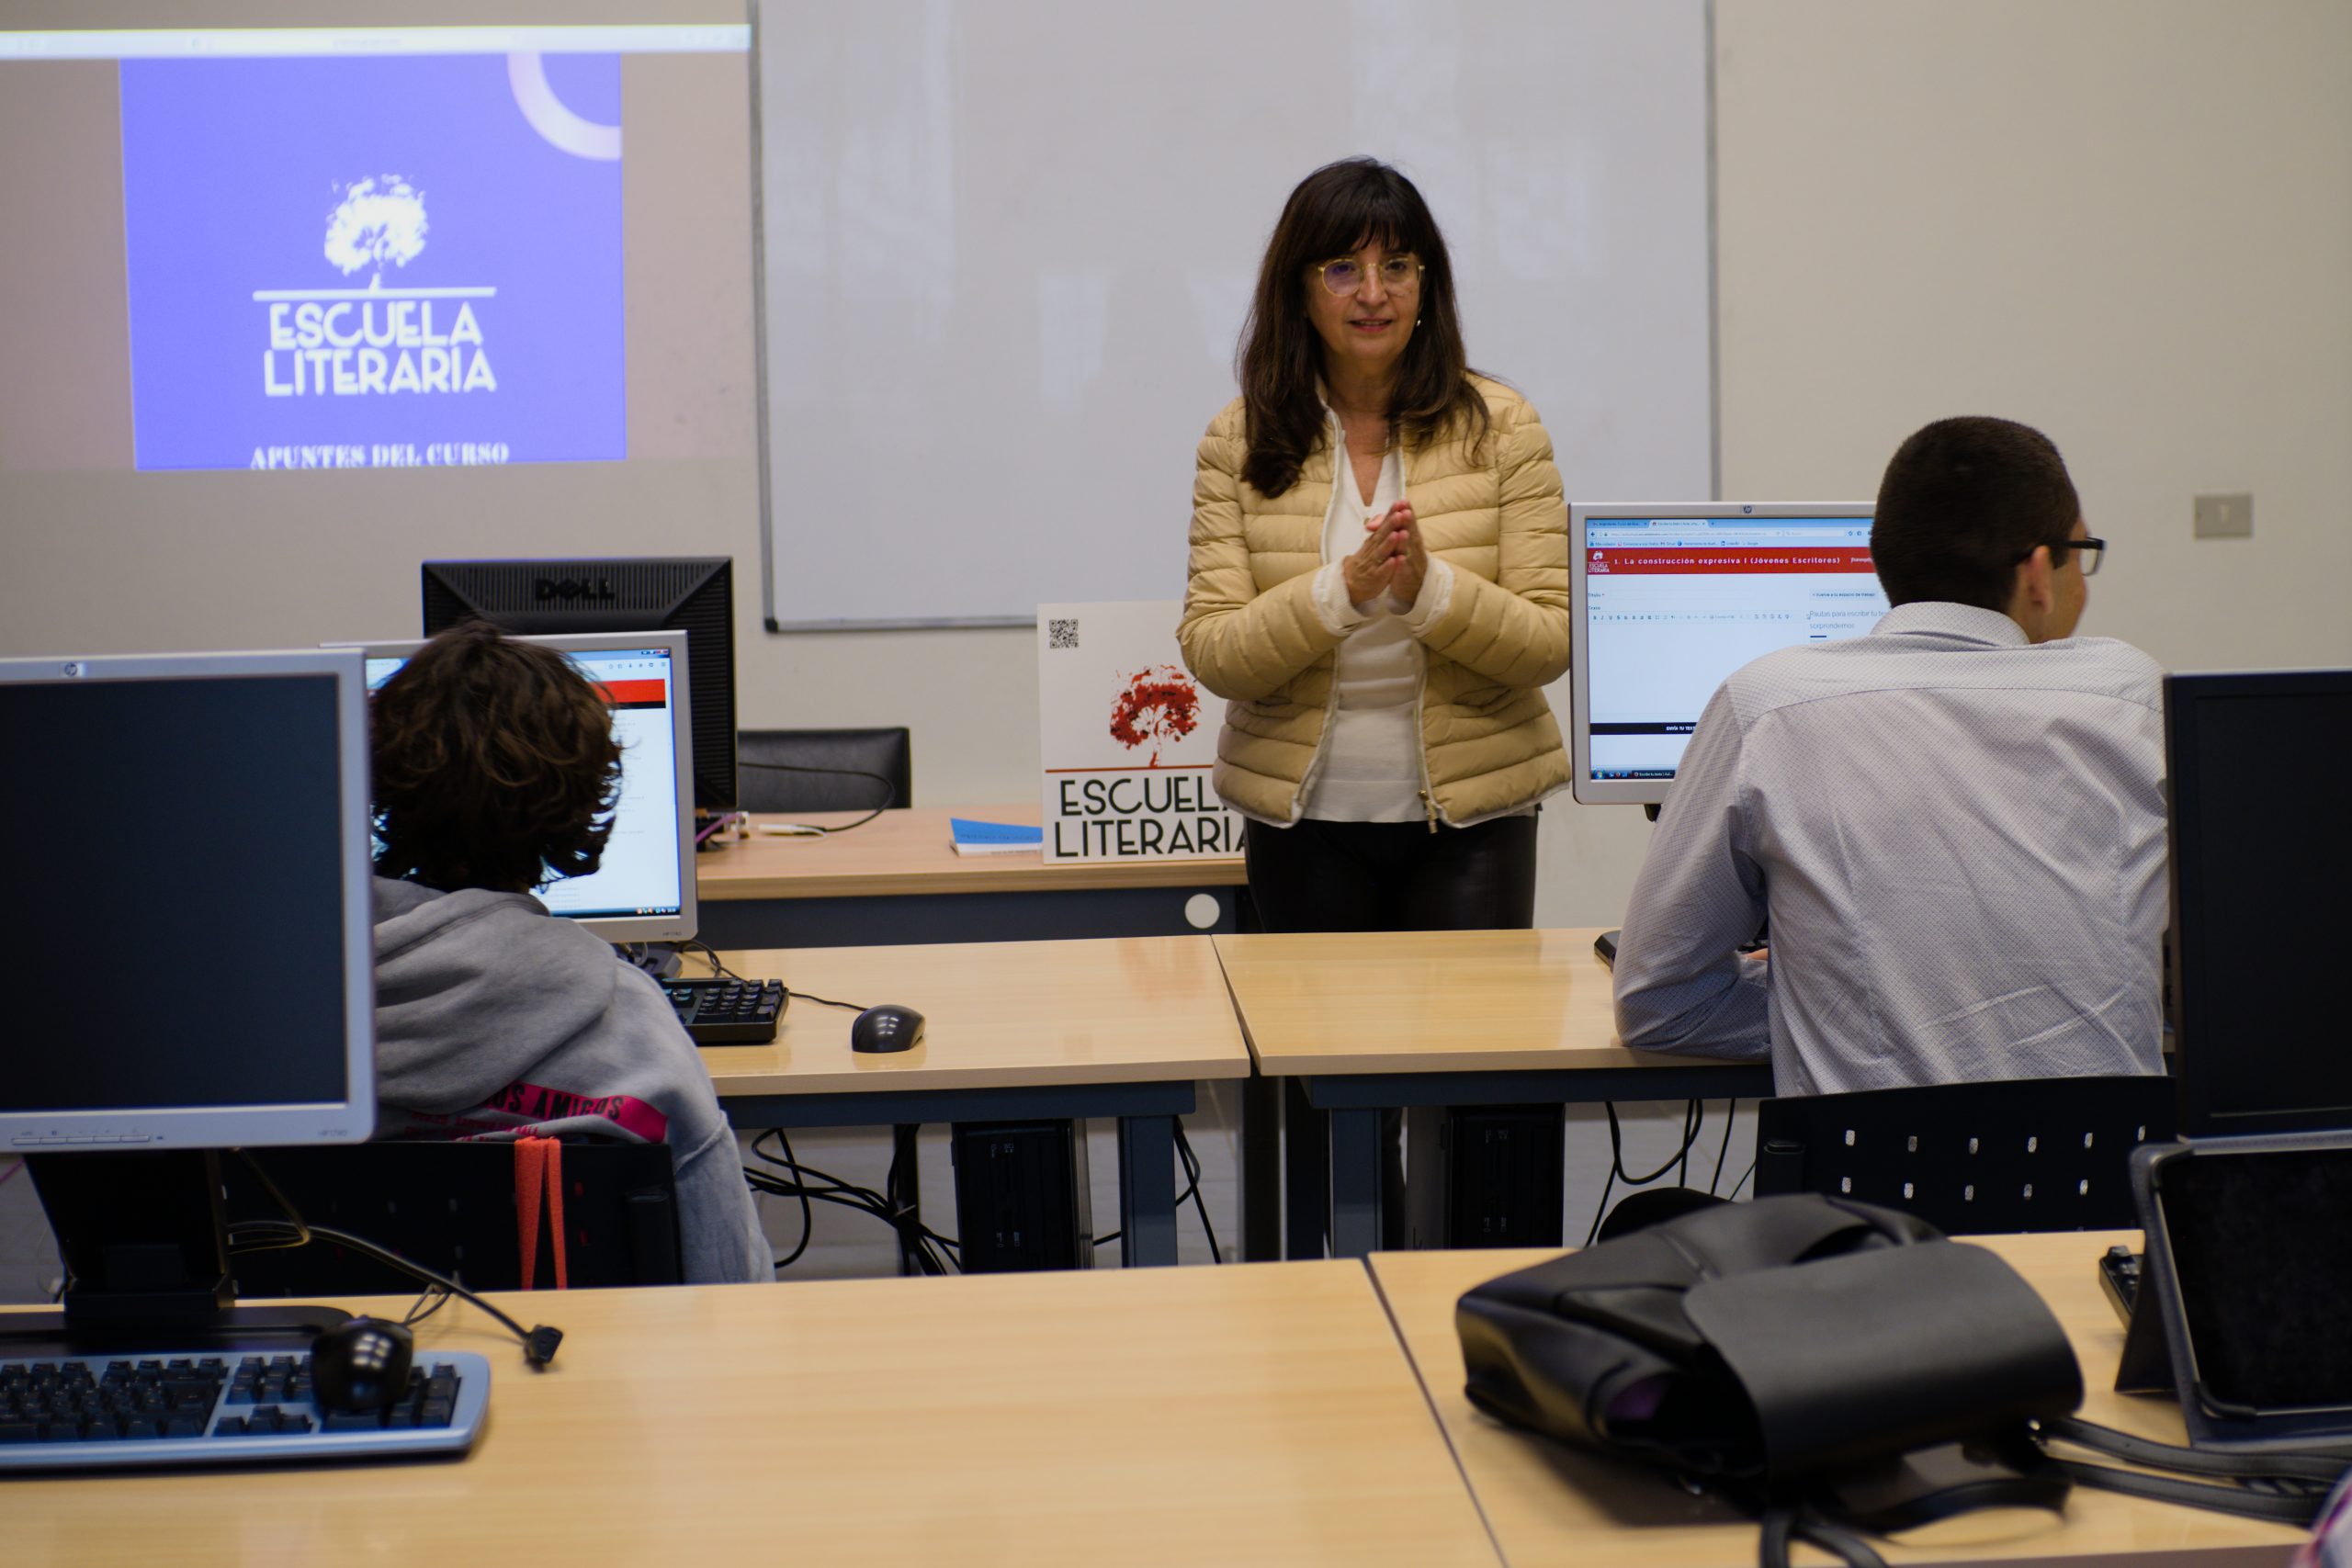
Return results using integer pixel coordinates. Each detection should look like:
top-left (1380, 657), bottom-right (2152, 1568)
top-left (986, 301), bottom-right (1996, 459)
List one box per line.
top-left (1414, 681), bottom-right (1440, 833)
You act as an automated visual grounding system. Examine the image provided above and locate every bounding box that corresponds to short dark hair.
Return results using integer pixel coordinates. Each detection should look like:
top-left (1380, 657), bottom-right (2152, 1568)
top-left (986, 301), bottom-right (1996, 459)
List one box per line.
top-left (370, 620), bottom-right (622, 896)
top-left (1871, 416), bottom-right (2084, 612)
top-left (1237, 157), bottom-right (1491, 498)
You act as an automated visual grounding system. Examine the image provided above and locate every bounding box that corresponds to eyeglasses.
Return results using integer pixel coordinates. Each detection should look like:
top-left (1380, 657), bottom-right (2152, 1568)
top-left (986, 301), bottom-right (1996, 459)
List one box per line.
top-left (1313, 254), bottom-right (1422, 297)
top-left (2060, 536), bottom-right (2106, 576)
top-left (2018, 536), bottom-right (2105, 576)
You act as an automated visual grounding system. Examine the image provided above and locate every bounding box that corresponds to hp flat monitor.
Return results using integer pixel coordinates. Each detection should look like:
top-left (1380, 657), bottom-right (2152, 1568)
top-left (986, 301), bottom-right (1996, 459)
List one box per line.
top-left (0, 649), bottom-right (377, 1153)
top-left (343, 630), bottom-right (697, 946)
top-left (2164, 668), bottom-right (2352, 1139)
top-left (421, 557), bottom-right (736, 812)
top-left (1569, 503), bottom-right (1884, 805)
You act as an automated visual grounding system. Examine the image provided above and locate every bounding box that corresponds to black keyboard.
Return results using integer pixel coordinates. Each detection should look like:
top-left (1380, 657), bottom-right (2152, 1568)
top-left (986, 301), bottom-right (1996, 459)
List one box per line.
top-left (0, 1348), bottom-right (490, 1471)
top-left (662, 976), bottom-right (786, 1044)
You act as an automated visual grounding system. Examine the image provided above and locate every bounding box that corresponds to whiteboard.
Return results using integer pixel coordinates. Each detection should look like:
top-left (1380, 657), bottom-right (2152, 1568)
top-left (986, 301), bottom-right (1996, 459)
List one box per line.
top-left (752, 0), bottom-right (1713, 629)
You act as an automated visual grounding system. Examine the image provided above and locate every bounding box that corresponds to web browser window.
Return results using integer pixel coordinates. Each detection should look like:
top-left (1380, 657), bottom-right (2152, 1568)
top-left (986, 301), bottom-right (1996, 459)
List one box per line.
top-left (1583, 515), bottom-right (1887, 783)
top-left (363, 643), bottom-right (683, 921)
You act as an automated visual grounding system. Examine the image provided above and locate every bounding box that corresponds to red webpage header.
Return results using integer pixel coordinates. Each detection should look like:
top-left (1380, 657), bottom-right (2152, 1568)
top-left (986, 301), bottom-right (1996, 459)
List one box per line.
top-left (594, 678), bottom-right (667, 707)
top-left (1588, 547), bottom-right (1875, 575)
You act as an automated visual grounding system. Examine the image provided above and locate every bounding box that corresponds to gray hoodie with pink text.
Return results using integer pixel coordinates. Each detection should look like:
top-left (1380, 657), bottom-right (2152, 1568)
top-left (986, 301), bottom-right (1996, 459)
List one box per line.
top-left (371, 877), bottom-right (769, 1285)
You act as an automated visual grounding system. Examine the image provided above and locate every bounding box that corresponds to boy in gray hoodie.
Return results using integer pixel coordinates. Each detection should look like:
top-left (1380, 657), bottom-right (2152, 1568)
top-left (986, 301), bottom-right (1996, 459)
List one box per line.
top-left (368, 621), bottom-right (769, 1284)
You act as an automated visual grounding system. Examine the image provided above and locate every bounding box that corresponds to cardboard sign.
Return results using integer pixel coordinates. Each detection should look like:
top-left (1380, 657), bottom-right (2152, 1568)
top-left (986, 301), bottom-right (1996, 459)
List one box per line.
top-left (1037, 602), bottom-right (1246, 863)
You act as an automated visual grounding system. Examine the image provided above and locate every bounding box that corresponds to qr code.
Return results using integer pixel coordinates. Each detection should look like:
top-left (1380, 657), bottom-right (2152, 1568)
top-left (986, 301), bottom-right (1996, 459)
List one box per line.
top-left (1047, 618), bottom-right (1080, 650)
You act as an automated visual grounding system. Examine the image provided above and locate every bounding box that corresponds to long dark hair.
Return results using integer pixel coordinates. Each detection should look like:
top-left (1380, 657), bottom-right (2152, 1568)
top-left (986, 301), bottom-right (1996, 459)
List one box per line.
top-left (371, 620), bottom-right (623, 895)
top-left (1237, 158), bottom-right (1490, 498)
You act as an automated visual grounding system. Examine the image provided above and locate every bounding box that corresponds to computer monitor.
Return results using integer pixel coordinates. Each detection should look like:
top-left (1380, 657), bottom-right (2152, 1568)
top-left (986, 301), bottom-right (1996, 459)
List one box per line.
top-left (340, 630), bottom-right (698, 946)
top-left (2164, 668), bottom-right (2352, 1139)
top-left (1569, 502), bottom-right (1884, 806)
top-left (421, 557), bottom-right (737, 812)
top-left (0, 648), bottom-right (375, 1343)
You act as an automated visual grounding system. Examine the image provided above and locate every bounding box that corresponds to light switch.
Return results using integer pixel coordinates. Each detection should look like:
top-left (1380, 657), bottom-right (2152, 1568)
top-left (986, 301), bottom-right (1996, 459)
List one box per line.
top-left (2194, 493), bottom-right (2253, 538)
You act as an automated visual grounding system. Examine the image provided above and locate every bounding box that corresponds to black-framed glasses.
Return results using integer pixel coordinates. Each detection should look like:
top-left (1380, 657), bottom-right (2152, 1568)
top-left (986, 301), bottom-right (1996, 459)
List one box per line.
top-left (1314, 254), bottom-right (1422, 296)
top-left (2020, 536), bottom-right (2106, 576)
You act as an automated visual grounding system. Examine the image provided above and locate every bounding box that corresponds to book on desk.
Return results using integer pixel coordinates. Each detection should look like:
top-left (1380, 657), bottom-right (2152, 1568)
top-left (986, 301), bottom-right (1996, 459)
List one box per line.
top-left (949, 817), bottom-right (1044, 856)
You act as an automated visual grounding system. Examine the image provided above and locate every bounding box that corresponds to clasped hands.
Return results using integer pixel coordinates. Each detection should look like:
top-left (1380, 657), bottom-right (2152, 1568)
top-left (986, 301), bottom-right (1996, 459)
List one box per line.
top-left (1343, 501), bottom-right (1429, 613)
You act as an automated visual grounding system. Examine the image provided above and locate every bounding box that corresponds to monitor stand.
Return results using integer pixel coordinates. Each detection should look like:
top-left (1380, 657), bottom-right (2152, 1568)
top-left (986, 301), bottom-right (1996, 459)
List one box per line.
top-left (5, 1150), bottom-right (350, 1358)
top-left (619, 943), bottom-right (684, 979)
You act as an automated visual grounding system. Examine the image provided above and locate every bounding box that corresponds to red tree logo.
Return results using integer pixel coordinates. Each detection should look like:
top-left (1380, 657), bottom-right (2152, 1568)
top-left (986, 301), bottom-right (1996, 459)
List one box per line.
top-left (1108, 664), bottom-right (1201, 766)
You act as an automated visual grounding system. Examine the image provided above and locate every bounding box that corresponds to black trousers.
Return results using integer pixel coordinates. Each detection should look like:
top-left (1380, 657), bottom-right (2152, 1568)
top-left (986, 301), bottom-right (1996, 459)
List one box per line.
top-left (1245, 810), bottom-right (1543, 1248)
top-left (1242, 811), bottom-right (1540, 934)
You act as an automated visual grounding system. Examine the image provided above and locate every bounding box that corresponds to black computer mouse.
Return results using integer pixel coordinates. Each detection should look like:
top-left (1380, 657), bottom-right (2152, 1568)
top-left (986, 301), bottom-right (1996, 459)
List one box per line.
top-left (850, 1002), bottom-right (926, 1054)
top-left (311, 1316), bottom-right (415, 1412)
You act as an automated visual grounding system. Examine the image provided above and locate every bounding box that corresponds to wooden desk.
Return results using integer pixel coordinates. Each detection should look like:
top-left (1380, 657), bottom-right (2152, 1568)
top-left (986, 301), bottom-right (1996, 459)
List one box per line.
top-left (11, 1265), bottom-right (1500, 1568)
top-left (695, 804), bottom-right (1248, 948)
top-left (1215, 928), bottom-right (1775, 1258)
top-left (1369, 1232), bottom-right (2306, 1567)
top-left (705, 936), bottom-right (1252, 1267)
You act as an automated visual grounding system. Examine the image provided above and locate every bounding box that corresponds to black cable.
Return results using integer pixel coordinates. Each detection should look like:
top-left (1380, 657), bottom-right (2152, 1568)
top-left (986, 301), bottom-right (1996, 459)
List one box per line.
top-left (1709, 1099), bottom-right (1740, 1195)
top-left (1173, 1125), bottom-right (1224, 1263)
top-left (1583, 1100), bottom-right (1707, 1247)
top-left (682, 940), bottom-right (741, 981)
top-left (745, 1132), bottom-right (959, 1271)
top-left (228, 1150), bottom-right (563, 1367)
top-left (1729, 1157), bottom-right (1758, 1200)
top-left (745, 1175), bottom-right (958, 1272)
top-left (789, 990), bottom-right (867, 1012)
top-left (733, 760), bottom-right (894, 832)
top-left (765, 1130), bottom-right (817, 1271)
top-left (1611, 1100), bottom-right (1703, 1186)
top-left (1583, 1165), bottom-right (1617, 1247)
top-left (401, 1282), bottom-right (452, 1330)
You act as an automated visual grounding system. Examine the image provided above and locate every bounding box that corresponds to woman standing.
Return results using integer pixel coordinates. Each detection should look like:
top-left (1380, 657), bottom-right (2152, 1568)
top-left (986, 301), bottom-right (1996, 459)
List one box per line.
top-left (1180, 157), bottom-right (1571, 933)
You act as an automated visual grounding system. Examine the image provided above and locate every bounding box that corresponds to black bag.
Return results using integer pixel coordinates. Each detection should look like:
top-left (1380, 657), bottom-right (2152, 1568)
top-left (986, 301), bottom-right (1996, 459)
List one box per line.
top-left (1457, 1193), bottom-right (2341, 1567)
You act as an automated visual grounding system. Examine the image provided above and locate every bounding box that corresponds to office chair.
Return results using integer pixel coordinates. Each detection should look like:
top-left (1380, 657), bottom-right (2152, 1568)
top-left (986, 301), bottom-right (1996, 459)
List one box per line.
top-left (1598, 1075), bottom-right (2177, 1241)
top-left (735, 727), bottom-right (911, 813)
top-left (1749, 1074), bottom-right (2177, 1234)
top-left (220, 1141), bottom-right (684, 1293)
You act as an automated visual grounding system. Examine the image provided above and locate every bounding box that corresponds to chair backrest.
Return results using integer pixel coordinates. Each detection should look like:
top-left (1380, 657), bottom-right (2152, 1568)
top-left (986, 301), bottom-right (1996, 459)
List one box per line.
top-left (1752, 1074), bottom-right (2177, 1235)
top-left (222, 1141), bottom-right (684, 1293)
top-left (735, 727), bottom-right (911, 814)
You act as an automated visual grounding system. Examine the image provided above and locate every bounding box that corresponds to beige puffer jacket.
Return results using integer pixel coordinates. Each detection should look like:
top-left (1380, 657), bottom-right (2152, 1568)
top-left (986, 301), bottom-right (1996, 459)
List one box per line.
top-left (1178, 376), bottom-right (1571, 826)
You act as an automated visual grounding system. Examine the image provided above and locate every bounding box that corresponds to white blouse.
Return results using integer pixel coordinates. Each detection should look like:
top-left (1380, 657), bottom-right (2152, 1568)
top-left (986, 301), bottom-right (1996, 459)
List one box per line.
top-left (1301, 412), bottom-right (1456, 822)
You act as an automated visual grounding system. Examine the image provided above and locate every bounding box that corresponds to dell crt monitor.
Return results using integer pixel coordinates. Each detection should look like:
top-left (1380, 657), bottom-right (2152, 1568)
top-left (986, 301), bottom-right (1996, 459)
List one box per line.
top-left (0, 648), bottom-right (375, 1340)
top-left (1569, 503), bottom-right (1885, 805)
top-left (2164, 668), bottom-right (2352, 1139)
top-left (345, 630), bottom-right (697, 946)
top-left (421, 557), bottom-right (736, 813)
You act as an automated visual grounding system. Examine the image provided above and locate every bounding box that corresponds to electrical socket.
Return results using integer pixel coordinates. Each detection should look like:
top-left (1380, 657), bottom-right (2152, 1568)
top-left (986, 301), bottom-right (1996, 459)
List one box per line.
top-left (2194, 493), bottom-right (2253, 539)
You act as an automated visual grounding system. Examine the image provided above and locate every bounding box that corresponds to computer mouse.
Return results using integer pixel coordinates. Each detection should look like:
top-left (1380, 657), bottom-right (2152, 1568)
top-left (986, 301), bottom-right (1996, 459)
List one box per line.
top-left (850, 1002), bottom-right (925, 1054)
top-left (311, 1316), bottom-right (415, 1412)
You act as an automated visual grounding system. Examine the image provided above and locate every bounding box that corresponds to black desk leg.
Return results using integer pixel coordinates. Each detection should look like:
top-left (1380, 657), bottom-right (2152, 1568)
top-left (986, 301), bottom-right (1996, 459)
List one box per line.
top-left (1283, 1077), bottom-right (1329, 1259)
top-left (1241, 1076), bottom-right (1282, 1261)
top-left (1117, 1114), bottom-right (1180, 1266)
top-left (891, 1123), bottom-right (923, 1277)
top-left (1329, 1106), bottom-right (1384, 1260)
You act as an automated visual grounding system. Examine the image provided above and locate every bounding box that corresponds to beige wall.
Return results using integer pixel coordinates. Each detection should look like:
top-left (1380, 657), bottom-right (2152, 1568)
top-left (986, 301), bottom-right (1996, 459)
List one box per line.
top-left (3, 1), bottom-right (2345, 929)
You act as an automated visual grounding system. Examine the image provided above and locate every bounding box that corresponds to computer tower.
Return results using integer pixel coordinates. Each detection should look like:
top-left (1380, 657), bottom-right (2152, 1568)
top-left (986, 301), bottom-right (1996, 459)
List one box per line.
top-left (950, 1120), bottom-right (1094, 1271)
top-left (1405, 1103), bottom-right (1566, 1249)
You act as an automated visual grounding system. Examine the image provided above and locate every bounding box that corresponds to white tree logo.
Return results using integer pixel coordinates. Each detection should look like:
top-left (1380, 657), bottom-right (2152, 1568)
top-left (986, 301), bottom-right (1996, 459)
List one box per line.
top-left (323, 176), bottom-right (428, 277)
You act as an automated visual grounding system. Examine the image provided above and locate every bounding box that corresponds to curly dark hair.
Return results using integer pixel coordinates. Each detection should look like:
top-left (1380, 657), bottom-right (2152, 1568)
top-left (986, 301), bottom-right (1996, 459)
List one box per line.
top-left (1872, 416), bottom-right (2084, 613)
top-left (370, 620), bottom-right (623, 895)
top-left (1237, 157), bottom-right (1491, 498)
